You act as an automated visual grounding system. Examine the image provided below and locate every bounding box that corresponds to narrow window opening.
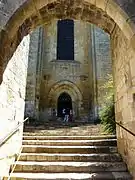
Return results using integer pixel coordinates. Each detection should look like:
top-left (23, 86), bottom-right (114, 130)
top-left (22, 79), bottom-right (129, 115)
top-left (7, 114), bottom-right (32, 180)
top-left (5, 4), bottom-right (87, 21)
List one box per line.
top-left (57, 19), bottom-right (74, 60)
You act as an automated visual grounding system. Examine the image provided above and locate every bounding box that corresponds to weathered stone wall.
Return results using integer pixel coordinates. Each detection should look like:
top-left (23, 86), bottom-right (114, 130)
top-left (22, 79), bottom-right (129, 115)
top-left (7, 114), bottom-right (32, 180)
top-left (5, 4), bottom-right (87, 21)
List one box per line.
top-left (74, 21), bottom-right (93, 120)
top-left (25, 27), bottom-right (41, 119)
top-left (112, 26), bottom-right (135, 177)
top-left (91, 25), bottom-right (112, 114)
top-left (39, 20), bottom-right (93, 121)
top-left (39, 20), bottom-right (58, 120)
top-left (25, 20), bottom-right (112, 122)
top-left (43, 20), bottom-right (57, 63)
top-left (0, 35), bottom-right (30, 177)
top-left (74, 21), bottom-right (90, 63)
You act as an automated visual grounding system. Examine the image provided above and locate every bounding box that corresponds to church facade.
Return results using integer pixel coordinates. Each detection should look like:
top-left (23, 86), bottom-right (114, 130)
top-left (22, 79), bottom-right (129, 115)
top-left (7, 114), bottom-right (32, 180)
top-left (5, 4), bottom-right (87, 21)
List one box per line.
top-left (25, 19), bottom-right (112, 123)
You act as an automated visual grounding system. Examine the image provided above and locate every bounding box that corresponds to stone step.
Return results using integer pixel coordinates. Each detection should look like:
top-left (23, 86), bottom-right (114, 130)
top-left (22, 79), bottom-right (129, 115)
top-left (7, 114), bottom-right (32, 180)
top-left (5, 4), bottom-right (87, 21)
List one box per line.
top-left (23, 124), bottom-right (100, 132)
top-left (8, 172), bottom-right (132, 180)
top-left (12, 161), bottom-right (127, 173)
top-left (23, 135), bottom-right (116, 140)
top-left (22, 139), bottom-right (117, 146)
top-left (22, 145), bottom-right (117, 154)
top-left (19, 153), bottom-right (122, 162)
top-left (23, 132), bottom-right (101, 136)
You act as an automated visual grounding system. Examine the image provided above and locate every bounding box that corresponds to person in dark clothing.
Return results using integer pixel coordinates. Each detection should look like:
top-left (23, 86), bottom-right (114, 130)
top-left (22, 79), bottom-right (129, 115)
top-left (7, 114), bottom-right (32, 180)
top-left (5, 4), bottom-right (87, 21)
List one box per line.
top-left (69, 109), bottom-right (73, 122)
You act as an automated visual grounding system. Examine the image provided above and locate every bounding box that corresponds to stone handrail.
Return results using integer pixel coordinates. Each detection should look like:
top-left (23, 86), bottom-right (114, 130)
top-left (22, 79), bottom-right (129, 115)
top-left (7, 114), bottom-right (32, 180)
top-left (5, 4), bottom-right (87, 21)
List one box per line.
top-left (0, 117), bottom-right (29, 148)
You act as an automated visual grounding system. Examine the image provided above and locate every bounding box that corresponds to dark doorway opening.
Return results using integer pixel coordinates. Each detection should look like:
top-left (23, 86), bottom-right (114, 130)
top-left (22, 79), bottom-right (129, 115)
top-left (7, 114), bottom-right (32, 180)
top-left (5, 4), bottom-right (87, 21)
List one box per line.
top-left (57, 92), bottom-right (72, 117)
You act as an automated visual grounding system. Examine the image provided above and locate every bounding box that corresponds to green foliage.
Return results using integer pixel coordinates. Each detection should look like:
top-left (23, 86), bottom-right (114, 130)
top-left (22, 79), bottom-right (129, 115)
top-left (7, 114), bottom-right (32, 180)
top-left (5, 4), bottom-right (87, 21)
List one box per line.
top-left (99, 97), bottom-right (116, 134)
top-left (98, 74), bottom-right (114, 104)
top-left (99, 75), bottom-right (116, 134)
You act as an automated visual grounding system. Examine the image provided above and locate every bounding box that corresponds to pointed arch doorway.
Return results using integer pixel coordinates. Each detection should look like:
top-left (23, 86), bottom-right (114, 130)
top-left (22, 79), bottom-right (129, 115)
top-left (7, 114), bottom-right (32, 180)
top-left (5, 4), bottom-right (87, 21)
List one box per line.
top-left (57, 92), bottom-right (72, 117)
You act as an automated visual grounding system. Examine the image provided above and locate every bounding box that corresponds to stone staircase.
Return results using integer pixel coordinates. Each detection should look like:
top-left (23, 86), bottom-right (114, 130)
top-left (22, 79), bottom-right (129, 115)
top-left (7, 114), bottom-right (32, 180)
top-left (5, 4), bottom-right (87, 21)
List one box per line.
top-left (6, 123), bottom-right (132, 179)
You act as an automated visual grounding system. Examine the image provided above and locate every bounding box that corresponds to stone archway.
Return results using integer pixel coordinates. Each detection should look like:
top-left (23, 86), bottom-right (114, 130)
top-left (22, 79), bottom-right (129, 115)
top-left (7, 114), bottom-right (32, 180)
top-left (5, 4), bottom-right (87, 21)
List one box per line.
top-left (0, 0), bottom-right (135, 177)
top-left (0, 0), bottom-right (135, 77)
top-left (48, 80), bottom-right (83, 117)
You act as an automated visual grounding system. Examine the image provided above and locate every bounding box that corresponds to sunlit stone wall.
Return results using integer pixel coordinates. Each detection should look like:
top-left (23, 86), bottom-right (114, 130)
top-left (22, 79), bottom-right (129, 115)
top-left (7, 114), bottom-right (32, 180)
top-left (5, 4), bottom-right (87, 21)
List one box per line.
top-left (0, 35), bottom-right (30, 178)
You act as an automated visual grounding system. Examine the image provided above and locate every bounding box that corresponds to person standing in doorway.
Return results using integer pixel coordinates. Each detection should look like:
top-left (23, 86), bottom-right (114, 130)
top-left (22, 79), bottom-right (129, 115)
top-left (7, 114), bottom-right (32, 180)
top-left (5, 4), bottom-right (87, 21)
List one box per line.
top-left (65, 108), bottom-right (69, 122)
top-left (62, 108), bottom-right (66, 121)
top-left (69, 109), bottom-right (73, 122)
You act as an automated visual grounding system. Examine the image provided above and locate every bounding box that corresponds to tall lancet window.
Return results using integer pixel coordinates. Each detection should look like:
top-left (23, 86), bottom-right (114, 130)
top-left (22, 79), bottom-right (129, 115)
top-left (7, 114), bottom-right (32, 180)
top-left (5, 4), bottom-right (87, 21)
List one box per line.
top-left (57, 19), bottom-right (74, 60)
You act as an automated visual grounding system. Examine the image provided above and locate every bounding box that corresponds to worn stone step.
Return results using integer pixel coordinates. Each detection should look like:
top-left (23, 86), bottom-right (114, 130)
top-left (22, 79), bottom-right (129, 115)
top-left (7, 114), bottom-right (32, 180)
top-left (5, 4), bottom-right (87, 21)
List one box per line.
top-left (23, 135), bottom-right (116, 140)
top-left (22, 139), bottom-right (117, 146)
top-left (19, 153), bottom-right (122, 162)
top-left (8, 172), bottom-right (133, 180)
top-left (23, 124), bottom-right (101, 135)
top-left (22, 145), bottom-right (117, 154)
top-left (12, 161), bottom-right (127, 173)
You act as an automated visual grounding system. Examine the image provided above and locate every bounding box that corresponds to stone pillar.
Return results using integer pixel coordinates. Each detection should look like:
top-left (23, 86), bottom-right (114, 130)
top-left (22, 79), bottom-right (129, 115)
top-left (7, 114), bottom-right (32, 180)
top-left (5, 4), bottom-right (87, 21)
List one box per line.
top-left (35, 27), bottom-right (45, 120)
top-left (43, 20), bottom-right (57, 65)
top-left (74, 21), bottom-right (93, 122)
top-left (25, 27), bottom-right (44, 120)
top-left (91, 24), bottom-right (112, 121)
top-left (91, 24), bottom-right (98, 121)
top-left (39, 20), bottom-right (57, 120)
top-left (74, 21), bottom-right (90, 63)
